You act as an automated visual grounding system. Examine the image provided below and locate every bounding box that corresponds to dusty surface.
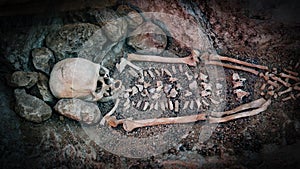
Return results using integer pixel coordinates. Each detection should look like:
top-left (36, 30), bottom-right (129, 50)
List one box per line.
top-left (0, 0), bottom-right (300, 169)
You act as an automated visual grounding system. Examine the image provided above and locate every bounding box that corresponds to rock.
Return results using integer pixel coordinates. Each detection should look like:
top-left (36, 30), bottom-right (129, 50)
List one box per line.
top-left (14, 89), bottom-right (52, 123)
top-left (117, 5), bottom-right (144, 29)
top-left (46, 23), bottom-right (107, 62)
top-left (29, 73), bottom-right (55, 103)
top-left (32, 47), bottom-right (55, 75)
top-left (88, 8), bottom-right (128, 42)
top-left (54, 99), bottom-right (101, 125)
top-left (127, 22), bottom-right (167, 55)
top-left (0, 20), bottom-right (62, 71)
top-left (9, 71), bottom-right (39, 88)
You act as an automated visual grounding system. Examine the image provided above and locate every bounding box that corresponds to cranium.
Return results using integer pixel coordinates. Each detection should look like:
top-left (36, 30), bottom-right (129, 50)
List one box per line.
top-left (49, 58), bottom-right (121, 101)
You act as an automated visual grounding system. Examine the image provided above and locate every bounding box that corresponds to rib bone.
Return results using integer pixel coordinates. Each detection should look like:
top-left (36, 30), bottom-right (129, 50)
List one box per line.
top-left (127, 50), bottom-right (199, 66)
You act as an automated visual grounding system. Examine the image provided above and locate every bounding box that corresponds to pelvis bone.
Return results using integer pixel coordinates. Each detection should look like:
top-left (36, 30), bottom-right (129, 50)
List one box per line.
top-left (49, 58), bottom-right (121, 101)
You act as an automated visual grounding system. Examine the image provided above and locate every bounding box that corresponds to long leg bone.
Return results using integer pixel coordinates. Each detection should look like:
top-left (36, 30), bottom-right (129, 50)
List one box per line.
top-left (209, 99), bottom-right (271, 123)
top-left (107, 113), bottom-right (207, 132)
top-left (106, 98), bottom-right (271, 132)
top-left (201, 53), bottom-right (269, 70)
top-left (205, 61), bottom-right (259, 75)
top-left (210, 98), bottom-right (267, 117)
top-left (127, 50), bottom-right (199, 66)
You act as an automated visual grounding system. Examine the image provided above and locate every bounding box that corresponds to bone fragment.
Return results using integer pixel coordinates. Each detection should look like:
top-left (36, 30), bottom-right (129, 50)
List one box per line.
top-left (283, 68), bottom-right (299, 76)
top-left (100, 98), bottom-right (120, 125)
top-left (149, 103), bottom-right (154, 110)
top-left (165, 68), bottom-right (173, 77)
top-left (189, 81), bottom-right (198, 90)
top-left (189, 100), bottom-right (194, 110)
top-left (199, 72), bottom-right (208, 82)
top-left (267, 80), bottom-right (279, 88)
top-left (185, 72), bottom-right (193, 80)
top-left (169, 77), bottom-right (178, 82)
top-left (270, 75), bottom-right (291, 87)
top-left (136, 84), bottom-right (143, 92)
top-left (143, 102), bottom-right (150, 111)
top-left (147, 69), bottom-right (155, 78)
top-left (123, 103), bottom-right (130, 111)
top-left (172, 65), bottom-right (177, 74)
top-left (278, 87), bottom-right (293, 96)
top-left (210, 98), bottom-right (266, 117)
top-left (154, 102), bottom-right (158, 110)
top-left (154, 69), bottom-right (160, 76)
top-left (183, 101), bottom-right (190, 110)
top-left (203, 53), bottom-right (269, 70)
top-left (132, 86), bottom-right (138, 95)
top-left (234, 89), bottom-right (249, 100)
top-left (124, 98), bottom-right (130, 107)
top-left (168, 100), bottom-right (174, 111)
top-left (267, 90), bottom-right (275, 96)
top-left (136, 100), bottom-right (142, 108)
top-left (160, 101), bottom-right (166, 111)
top-left (179, 65), bottom-right (183, 72)
top-left (295, 62), bottom-right (300, 69)
top-left (143, 70), bottom-right (148, 77)
top-left (174, 100), bottom-right (179, 112)
top-left (259, 73), bottom-right (269, 81)
top-left (123, 92), bottom-right (130, 99)
top-left (195, 98), bottom-right (201, 109)
top-left (202, 99), bottom-right (210, 107)
top-left (168, 88), bottom-right (178, 98)
top-left (143, 82), bottom-right (151, 89)
top-left (127, 51), bottom-right (199, 66)
top-left (151, 93), bottom-right (161, 99)
top-left (184, 90), bottom-right (193, 97)
top-left (206, 61), bottom-right (259, 75)
top-left (260, 83), bottom-right (267, 90)
top-left (279, 73), bottom-right (300, 82)
top-left (209, 99), bottom-right (271, 123)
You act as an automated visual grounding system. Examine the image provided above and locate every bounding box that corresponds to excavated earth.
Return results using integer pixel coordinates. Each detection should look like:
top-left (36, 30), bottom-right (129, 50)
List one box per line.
top-left (0, 0), bottom-right (299, 169)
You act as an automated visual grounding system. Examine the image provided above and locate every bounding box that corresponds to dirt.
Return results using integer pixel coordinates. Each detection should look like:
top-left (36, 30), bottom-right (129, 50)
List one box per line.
top-left (0, 0), bottom-right (300, 169)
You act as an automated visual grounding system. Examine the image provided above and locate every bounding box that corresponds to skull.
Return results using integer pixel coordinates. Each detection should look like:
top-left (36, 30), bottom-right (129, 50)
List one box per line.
top-left (49, 58), bottom-right (121, 101)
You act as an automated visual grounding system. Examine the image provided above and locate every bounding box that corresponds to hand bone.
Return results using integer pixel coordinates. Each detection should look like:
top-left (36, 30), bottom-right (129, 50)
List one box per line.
top-left (127, 49), bottom-right (199, 66)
